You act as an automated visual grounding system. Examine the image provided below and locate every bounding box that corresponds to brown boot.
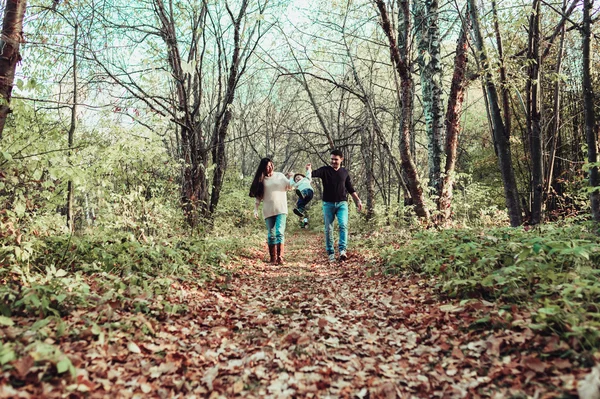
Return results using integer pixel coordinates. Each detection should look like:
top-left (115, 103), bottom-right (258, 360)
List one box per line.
top-left (268, 244), bottom-right (276, 263)
top-left (276, 243), bottom-right (284, 265)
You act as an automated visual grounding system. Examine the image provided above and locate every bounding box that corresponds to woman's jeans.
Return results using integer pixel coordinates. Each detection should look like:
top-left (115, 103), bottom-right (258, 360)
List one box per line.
top-left (322, 201), bottom-right (348, 255)
top-left (265, 214), bottom-right (287, 245)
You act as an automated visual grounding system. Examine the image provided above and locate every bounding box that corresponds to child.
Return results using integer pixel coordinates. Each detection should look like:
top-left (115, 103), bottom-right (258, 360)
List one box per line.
top-left (288, 170), bottom-right (314, 227)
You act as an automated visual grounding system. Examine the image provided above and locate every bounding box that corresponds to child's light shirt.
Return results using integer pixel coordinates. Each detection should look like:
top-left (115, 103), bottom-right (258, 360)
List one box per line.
top-left (290, 170), bottom-right (313, 192)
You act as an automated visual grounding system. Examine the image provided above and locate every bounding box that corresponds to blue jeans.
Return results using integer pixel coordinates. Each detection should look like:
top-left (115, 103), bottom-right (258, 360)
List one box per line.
top-left (322, 201), bottom-right (348, 255)
top-left (296, 189), bottom-right (314, 213)
top-left (265, 214), bottom-right (287, 245)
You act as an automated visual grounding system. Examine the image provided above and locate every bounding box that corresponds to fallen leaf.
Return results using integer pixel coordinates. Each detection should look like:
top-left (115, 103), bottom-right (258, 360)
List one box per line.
top-left (523, 356), bottom-right (546, 373)
top-left (127, 342), bottom-right (141, 354)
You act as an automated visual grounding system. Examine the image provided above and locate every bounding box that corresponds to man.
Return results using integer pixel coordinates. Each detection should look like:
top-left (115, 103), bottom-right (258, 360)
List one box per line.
top-left (307, 149), bottom-right (363, 262)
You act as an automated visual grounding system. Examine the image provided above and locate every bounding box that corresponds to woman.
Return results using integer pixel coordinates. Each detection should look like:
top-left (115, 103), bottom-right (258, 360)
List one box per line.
top-left (249, 158), bottom-right (292, 264)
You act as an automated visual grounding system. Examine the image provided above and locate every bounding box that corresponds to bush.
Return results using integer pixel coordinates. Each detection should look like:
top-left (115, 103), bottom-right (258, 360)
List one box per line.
top-left (381, 222), bottom-right (600, 348)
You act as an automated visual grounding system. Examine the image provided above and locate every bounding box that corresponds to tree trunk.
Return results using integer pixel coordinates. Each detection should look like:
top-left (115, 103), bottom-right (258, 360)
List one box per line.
top-left (438, 20), bottom-right (469, 224)
top-left (362, 125), bottom-right (376, 220)
top-left (582, 0), bottom-right (600, 221)
top-left (414, 0), bottom-right (443, 196)
top-left (491, 0), bottom-right (511, 137)
top-left (527, 0), bottom-right (543, 224)
top-left (544, 0), bottom-right (567, 205)
top-left (67, 23), bottom-right (78, 233)
top-left (468, 0), bottom-right (522, 226)
top-left (209, 0), bottom-right (248, 216)
top-left (374, 0), bottom-right (429, 219)
top-left (155, 0), bottom-right (209, 227)
top-left (0, 0), bottom-right (27, 139)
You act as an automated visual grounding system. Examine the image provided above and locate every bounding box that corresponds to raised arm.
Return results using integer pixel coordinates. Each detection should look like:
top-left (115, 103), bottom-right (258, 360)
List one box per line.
top-left (307, 163), bottom-right (324, 179)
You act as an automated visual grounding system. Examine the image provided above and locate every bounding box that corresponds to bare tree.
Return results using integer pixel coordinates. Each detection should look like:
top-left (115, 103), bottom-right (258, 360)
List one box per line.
top-left (437, 17), bottom-right (469, 224)
top-left (374, 0), bottom-right (429, 219)
top-left (85, 0), bottom-right (271, 226)
top-left (467, 0), bottom-right (522, 226)
top-left (527, 0), bottom-right (543, 224)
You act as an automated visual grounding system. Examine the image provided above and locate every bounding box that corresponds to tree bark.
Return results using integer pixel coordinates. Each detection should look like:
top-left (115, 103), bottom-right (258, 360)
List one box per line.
top-left (491, 0), bottom-right (512, 138)
top-left (154, 0), bottom-right (209, 227)
top-left (437, 19), bottom-right (469, 224)
top-left (545, 0), bottom-right (567, 204)
top-left (374, 0), bottom-right (429, 219)
top-left (582, 0), bottom-right (600, 221)
top-left (362, 125), bottom-right (376, 220)
top-left (468, 0), bottom-right (522, 226)
top-left (67, 23), bottom-right (78, 232)
top-left (414, 0), bottom-right (443, 196)
top-left (209, 0), bottom-right (249, 216)
top-left (527, 0), bottom-right (543, 224)
top-left (0, 0), bottom-right (27, 139)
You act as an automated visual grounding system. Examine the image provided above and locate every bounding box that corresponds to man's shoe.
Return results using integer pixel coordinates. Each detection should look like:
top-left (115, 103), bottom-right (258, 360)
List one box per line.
top-left (293, 208), bottom-right (304, 217)
top-left (328, 254), bottom-right (336, 263)
top-left (339, 250), bottom-right (348, 262)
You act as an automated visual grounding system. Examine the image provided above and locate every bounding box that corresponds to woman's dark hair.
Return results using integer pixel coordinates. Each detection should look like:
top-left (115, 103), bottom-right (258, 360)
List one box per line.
top-left (249, 158), bottom-right (272, 199)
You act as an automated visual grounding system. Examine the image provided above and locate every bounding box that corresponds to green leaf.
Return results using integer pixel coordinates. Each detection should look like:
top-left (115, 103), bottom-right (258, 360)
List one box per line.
top-left (528, 323), bottom-right (547, 330)
top-left (31, 318), bottom-right (50, 331)
top-left (0, 316), bottom-right (14, 326)
top-left (538, 307), bottom-right (559, 315)
top-left (55, 269), bottom-right (68, 278)
top-left (1, 151), bottom-right (12, 162)
top-left (13, 202), bottom-right (26, 217)
top-left (0, 348), bottom-right (16, 365)
top-left (56, 358), bottom-right (71, 374)
top-left (28, 294), bottom-right (41, 308)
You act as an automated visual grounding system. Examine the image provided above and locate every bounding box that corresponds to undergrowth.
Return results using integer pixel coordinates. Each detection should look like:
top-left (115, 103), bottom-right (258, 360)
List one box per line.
top-left (0, 229), bottom-right (255, 319)
top-left (378, 221), bottom-right (600, 349)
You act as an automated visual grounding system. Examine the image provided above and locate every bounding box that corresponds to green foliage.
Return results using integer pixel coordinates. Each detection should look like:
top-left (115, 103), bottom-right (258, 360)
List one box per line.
top-left (381, 222), bottom-right (600, 348)
top-left (0, 230), bottom-right (242, 317)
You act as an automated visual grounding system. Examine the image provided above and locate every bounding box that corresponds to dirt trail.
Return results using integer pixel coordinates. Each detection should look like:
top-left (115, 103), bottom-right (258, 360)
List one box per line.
top-left (3, 231), bottom-right (584, 398)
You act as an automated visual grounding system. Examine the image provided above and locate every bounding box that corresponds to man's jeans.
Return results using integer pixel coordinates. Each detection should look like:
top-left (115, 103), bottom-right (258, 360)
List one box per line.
top-left (322, 201), bottom-right (348, 255)
top-left (265, 214), bottom-right (287, 245)
top-left (296, 189), bottom-right (314, 213)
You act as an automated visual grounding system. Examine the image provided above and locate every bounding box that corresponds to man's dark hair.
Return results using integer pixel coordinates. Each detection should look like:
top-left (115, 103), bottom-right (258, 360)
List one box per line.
top-left (330, 149), bottom-right (344, 158)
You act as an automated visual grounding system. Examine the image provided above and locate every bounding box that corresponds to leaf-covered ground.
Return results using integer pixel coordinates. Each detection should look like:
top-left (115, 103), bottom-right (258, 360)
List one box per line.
top-left (1, 230), bottom-right (591, 398)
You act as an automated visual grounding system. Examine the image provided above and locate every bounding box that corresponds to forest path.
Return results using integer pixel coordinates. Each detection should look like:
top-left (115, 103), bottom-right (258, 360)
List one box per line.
top-left (4, 231), bottom-right (584, 398)
top-left (182, 230), bottom-right (580, 398)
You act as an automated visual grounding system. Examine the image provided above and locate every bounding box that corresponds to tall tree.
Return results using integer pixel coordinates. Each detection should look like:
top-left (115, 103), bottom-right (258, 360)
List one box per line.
top-left (0, 0), bottom-right (27, 139)
top-left (544, 0), bottom-right (568, 203)
top-left (66, 23), bottom-right (78, 232)
top-left (437, 18), bottom-right (469, 224)
top-left (467, 0), bottom-right (522, 226)
top-left (582, 0), bottom-right (600, 221)
top-left (86, 0), bottom-right (271, 226)
top-left (527, 0), bottom-right (543, 224)
top-left (414, 0), bottom-right (444, 196)
top-left (208, 0), bottom-right (251, 215)
top-left (374, 0), bottom-right (429, 219)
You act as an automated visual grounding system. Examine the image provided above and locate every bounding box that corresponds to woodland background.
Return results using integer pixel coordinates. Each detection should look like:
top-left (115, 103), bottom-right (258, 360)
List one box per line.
top-left (1, 0), bottom-right (600, 394)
